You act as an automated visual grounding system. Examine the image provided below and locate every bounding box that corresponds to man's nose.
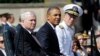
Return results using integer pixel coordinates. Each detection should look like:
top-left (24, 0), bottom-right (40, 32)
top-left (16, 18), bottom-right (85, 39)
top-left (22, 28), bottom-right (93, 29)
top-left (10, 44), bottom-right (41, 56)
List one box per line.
top-left (32, 21), bottom-right (36, 24)
top-left (57, 15), bottom-right (61, 18)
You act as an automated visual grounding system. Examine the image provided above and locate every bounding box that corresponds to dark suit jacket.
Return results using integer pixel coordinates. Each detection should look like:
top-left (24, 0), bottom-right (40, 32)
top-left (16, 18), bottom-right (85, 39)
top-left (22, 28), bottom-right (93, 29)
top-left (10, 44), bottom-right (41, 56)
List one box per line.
top-left (81, 0), bottom-right (93, 32)
top-left (93, 0), bottom-right (100, 21)
top-left (3, 23), bottom-right (16, 56)
top-left (36, 22), bottom-right (61, 56)
top-left (0, 24), bottom-right (5, 34)
top-left (0, 50), bottom-right (4, 56)
top-left (93, 48), bottom-right (100, 56)
top-left (14, 24), bottom-right (45, 56)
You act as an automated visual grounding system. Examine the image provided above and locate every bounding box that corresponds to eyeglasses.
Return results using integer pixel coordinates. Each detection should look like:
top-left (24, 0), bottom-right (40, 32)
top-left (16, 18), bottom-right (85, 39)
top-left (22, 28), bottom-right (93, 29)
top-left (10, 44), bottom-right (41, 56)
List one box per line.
top-left (0, 41), bottom-right (4, 43)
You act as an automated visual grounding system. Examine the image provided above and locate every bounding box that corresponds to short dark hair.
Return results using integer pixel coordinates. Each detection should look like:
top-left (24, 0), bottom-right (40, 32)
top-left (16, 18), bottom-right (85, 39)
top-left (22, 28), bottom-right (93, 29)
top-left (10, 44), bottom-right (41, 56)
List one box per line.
top-left (1, 13), bottom-right (12, 20)
top-left (0, 14), bottom-right (2, 18)
top-left (0, 33), bottom-right (3, 36)
top-left (47, 6), bottom-right (60, 15)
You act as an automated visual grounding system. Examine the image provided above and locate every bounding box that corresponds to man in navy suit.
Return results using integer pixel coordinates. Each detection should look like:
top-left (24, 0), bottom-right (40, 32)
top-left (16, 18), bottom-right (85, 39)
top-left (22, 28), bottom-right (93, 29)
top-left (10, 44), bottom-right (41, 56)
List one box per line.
top-left (36, 6), bottom-right (62, 56)
top-left (0, 13), bottom-right (8, 34)
top-left (14, 11), bottom-right (45, 56)
top-left (3, 13), bottom-right (15, 56)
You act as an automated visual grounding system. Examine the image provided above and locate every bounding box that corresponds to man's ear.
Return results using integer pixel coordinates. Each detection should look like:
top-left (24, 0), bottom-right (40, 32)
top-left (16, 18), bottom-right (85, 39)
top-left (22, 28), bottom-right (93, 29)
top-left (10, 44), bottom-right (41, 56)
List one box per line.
top-left (21, 20), bottom-right (24, 23)
top-left (47, 14), bottom-right (50, 20)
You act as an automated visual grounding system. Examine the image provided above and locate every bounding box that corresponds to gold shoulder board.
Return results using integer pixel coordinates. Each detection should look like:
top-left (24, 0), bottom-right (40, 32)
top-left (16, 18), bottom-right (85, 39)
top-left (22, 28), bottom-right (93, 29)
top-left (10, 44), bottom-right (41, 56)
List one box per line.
top-left (59, 25), bottom-right (64, 29)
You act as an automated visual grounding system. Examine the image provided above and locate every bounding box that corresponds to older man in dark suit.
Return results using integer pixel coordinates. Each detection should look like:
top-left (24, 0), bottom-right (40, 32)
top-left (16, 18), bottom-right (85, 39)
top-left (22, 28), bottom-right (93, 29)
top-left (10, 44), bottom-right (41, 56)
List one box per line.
top-left (36, 6), bottom-right (62, 56)
top-left (14, 11), bottom-right (45, 56)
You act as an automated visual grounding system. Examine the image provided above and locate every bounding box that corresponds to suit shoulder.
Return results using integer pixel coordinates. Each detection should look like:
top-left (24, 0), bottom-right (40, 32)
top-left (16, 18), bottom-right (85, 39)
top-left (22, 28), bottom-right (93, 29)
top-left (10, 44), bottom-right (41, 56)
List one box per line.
top-left (39, 23), bottom-right (50, 30)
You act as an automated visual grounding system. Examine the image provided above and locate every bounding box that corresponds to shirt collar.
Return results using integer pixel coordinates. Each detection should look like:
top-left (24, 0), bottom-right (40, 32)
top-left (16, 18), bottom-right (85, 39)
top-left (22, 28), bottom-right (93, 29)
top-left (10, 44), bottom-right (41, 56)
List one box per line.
top-left (47, 21), bottom-right (55, 30)
top-left (0, 48), bottom-right (6, 56)
top-left (25, 28), bottom-right (34, 34)
top-left (98, 49), bottom-right (100, 52)
top-left (26, 29), bottom-right (31, 34)
top-left (7, 22), bottom-right (12, 27)
top-left (21, 24), bottom-right (33, 34)
top-left (1, 22), bottom-right (6, 25)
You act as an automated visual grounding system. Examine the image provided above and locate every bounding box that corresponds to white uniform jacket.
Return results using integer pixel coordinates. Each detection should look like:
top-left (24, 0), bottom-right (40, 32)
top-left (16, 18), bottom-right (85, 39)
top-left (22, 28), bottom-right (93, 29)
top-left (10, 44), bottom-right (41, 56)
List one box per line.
top-left (55, 21), bottom-right (75, 56)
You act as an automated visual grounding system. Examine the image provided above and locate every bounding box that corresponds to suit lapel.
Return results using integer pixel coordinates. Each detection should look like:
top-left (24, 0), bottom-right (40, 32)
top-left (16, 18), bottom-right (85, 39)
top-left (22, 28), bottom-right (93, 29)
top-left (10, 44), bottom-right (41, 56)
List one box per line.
top-left (0, 50), bottom-right (4, 56)
top-left (21, 25), bottom-right (39, 46)
top-left (46, 22), bottom-right (58, 37)
top-left (45, 22), bottom-right (60, 52)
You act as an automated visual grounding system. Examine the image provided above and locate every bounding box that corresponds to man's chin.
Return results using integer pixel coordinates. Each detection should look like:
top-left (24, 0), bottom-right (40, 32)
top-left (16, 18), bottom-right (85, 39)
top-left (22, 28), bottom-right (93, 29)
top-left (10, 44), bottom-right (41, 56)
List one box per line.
top-left (55, 22), bottom-right (60, 25)
top-left (30, 27), bottom-right (35, 30)
top-left (55, 24), bottom-right (59, 26)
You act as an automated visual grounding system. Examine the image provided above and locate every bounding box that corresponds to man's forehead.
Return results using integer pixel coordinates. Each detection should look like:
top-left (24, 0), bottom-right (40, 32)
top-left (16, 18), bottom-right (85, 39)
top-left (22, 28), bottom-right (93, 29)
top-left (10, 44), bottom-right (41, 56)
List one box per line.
top-left (49, 9), bottom-right (60, 13)
top-left (26, 15), bottom-right (36, 19)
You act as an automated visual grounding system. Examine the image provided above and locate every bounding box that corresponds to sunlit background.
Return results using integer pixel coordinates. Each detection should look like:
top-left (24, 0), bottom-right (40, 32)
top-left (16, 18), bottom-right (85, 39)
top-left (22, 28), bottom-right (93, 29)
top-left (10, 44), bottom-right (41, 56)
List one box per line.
top-left (0, 0), bottom-right (99, 32)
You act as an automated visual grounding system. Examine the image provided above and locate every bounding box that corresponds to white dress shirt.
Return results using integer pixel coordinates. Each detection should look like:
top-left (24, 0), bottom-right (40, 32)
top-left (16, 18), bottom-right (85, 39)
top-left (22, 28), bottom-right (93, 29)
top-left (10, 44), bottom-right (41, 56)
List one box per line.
top-left (47, 21), bottom-right (55, 30)
top-left (0, 48), bottom-right (6, 56)
top-left (98, 49), bottom-right (100, 53)
top-left (7, 22), bottom-right (13, 27)
top-left (55, 21), bottom-right (75, 56)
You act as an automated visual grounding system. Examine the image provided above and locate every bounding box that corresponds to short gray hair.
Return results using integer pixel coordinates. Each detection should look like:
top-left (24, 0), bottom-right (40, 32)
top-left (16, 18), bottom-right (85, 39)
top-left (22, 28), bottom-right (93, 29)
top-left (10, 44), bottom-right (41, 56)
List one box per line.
top-left (96, 37), bottom-right (100, 43)
top-left (20, 11), bottom-right (36, 21)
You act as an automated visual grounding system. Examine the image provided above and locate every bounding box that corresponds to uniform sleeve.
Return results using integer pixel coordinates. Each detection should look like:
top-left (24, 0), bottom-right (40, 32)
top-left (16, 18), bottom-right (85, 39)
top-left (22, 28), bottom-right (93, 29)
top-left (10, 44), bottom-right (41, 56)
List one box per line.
top-left (55, 26), bottom-right (64, 53)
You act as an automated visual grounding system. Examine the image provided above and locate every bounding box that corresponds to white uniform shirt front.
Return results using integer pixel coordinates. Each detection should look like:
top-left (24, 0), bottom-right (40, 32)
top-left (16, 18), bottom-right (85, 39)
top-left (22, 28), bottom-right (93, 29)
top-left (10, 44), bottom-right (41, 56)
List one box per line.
top-left (55, 21), bottom-right (75, 56)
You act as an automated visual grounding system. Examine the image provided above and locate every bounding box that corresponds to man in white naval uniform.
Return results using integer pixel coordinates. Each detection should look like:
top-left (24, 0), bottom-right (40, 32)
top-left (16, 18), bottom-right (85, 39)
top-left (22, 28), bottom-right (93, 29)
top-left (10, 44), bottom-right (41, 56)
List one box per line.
top-left (55, 4), bottom-right (83, 56)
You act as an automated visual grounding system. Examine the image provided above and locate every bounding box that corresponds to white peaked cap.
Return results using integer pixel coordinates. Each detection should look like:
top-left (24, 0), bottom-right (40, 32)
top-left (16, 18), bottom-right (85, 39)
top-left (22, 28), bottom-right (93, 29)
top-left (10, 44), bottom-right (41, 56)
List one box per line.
top-left (63, 4), bottom-right (83, 16)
